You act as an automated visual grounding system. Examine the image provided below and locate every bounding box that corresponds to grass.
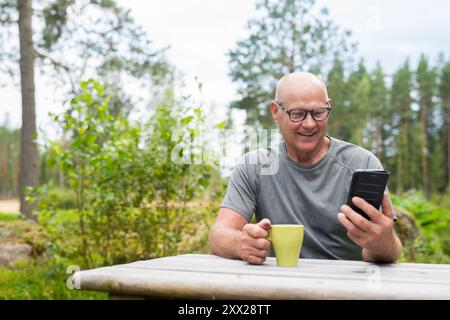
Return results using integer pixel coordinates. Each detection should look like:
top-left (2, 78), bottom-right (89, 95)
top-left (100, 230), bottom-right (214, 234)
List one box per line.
top-left (2, 194), bottom-right (445, 300)
top-left (392, 191), bottom-right (450, 264)
top-left (0, 212), bottom-right (20, 222)
top-left (0, 211), bottom-right (105, 300)
top-left (0, 205), bottom-right (217, 300)
top-left (0, 259), bottom-right (107, 300)
top-left (0, 217), bottom-right (46, 250)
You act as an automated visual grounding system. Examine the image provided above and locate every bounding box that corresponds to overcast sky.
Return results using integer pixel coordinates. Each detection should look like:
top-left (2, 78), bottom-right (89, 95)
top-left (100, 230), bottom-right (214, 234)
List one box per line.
top-left (2, 0), bottom-right (450, 130)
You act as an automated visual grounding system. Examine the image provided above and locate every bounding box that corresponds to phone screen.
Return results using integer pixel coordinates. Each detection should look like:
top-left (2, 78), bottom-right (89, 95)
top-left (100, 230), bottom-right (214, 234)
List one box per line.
top-left (346, 169), bottom-right (390, 220)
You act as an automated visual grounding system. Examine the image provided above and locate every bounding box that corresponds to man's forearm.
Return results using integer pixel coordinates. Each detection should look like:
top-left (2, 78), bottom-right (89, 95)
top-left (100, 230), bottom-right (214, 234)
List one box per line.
top-left (209, 224), bottom-right (242, 260)
top-left (362, 235), bottom-right (403, 263)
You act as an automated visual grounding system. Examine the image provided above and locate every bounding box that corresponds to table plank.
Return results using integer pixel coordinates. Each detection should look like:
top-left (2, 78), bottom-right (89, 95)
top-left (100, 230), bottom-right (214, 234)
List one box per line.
top-left (117, 254), bottom-right (450, 276)
top-left (74, 254), bottom-right (450, 300)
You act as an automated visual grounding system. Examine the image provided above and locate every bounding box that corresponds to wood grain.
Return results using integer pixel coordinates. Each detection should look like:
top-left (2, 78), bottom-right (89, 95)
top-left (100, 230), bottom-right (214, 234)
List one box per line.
top-left (74, 254), bottom-right (450, 300)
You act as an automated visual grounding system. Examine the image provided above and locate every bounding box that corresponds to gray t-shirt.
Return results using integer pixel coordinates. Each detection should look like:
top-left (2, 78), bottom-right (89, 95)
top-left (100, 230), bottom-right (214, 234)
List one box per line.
top-left (221, 136), bottom-right (384, 261)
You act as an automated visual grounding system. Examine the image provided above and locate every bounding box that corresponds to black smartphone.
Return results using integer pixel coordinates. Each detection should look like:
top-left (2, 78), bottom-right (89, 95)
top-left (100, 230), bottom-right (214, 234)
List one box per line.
top-left (346, 169), bottom-right (390, 220)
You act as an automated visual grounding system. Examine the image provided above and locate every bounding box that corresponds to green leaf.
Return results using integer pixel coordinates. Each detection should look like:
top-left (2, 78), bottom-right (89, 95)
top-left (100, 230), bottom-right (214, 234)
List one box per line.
top-left (215, 121), bottom-right (226, 129)
top-left (181, 116), bottom-right (194, 125)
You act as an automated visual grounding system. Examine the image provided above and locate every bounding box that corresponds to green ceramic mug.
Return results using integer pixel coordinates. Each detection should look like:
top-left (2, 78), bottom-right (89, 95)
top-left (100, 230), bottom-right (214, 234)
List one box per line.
top-left (268, 224), bottom-right (304, 267)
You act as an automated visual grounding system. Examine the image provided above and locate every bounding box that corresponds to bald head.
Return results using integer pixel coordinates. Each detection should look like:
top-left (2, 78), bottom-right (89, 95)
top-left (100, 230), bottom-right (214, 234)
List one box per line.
top-left (275, 72), bottom-right (328, 104)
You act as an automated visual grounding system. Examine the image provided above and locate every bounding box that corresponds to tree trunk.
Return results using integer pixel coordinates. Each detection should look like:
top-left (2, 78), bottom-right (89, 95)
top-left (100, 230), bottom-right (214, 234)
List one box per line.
top-left (58, 167), bottom-right (64, 189)
top-left (18, 0), bottom-right (38, 221)
top-left (419, 99), bottom-right (430, 199)
top-left (447, 102), bottom-right (450, 188)
top-left (375, 116), bottom-right (382, 159)
top-left (0, 132), bottom-right (8, 197)
top-left (12, 148), bottom-right (19, 197)
top-left (396, 101), bottom-right (411, 193)
top-left (58, 135), bottom-right (66, 188)
top-left (396, 126), bottom-right (404, 194)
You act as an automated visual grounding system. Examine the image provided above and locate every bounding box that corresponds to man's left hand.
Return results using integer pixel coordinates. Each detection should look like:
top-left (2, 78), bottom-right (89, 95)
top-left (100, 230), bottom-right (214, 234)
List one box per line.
top-left (337, 192), bottom-right (402, 263)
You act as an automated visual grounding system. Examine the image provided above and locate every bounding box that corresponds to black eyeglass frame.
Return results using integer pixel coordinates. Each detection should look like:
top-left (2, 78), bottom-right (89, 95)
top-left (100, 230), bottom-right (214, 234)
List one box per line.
top-left (276, 100), bottom-right (332, 122)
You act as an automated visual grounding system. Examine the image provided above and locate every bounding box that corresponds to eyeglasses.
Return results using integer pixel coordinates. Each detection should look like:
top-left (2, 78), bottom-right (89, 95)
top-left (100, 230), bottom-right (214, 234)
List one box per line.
top-left (276, 101), bottom-right (331, 122)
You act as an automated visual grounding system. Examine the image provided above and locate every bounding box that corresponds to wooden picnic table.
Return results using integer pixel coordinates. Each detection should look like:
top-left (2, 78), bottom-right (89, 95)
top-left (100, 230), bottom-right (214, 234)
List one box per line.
top-left (74, 254), bottom-right (450, 300)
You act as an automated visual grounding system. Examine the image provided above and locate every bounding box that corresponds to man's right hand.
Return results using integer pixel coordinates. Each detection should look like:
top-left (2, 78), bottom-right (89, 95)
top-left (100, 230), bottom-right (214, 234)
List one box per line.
top-left (240, 218), bottom-right (272, 265)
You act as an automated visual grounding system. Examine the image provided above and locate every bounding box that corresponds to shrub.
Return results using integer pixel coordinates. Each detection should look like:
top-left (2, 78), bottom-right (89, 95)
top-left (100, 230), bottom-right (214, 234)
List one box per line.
top-left (392, 191), bottom-right (450, 264)
top-left (0, 212), bottom-right (19, 222)
top-left (39, 188), bottom-right (77, 210)
top-left (33, 80), bottom-right (220, 268)
top-left (0, 258), bottom-right (107, 300)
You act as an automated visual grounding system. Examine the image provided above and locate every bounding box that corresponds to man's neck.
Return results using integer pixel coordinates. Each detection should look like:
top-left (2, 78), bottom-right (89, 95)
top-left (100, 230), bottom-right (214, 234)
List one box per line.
top-left (285, 136), bottom-right (331, 167)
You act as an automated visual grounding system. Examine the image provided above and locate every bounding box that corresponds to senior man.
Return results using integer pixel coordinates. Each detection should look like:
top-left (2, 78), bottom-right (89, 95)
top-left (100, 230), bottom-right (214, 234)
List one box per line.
top-left (209, 72), bottom-right (402, 264)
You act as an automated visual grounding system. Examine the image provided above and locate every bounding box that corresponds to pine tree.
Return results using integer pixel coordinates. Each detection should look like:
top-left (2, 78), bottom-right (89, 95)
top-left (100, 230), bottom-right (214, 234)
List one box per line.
top-left (368, 62), bottom-right (389, 161)
top-left (18, 0), bottom-right (38, 220)
top-left (439, 58), bottom-right (450, 189)
top-left (416, 55), bottom-right (436, 198)
top-left (390, 60), bottom-right (414, 193)
top-left (228, 0), bottom-right (356, 127)
top-left (346, 60), bottom-right (370, 147)
top-left (0, 0), bottom-right (172, 205)
top-left (326, 57), bottom-right (347, 139)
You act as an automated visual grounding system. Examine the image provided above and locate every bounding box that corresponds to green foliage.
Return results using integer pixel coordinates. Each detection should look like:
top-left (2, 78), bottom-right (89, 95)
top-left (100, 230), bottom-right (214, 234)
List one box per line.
top-left (34, 187), bottom-right (77, 210)
top-left (367, 63), bottom-right (389, 160)
top-left (417, 55), bottom-right (437, 107)
top-left (0, 212), bottom-right (19, 222)
top-left (0, 0), bottom-right (16, 25)
top-left (389, 61), bottom-right (415, 192)
top-left (0, 123), bottom-right (20, 198)
top-left (326, 58), bottom-right (346, 138)
top-left (0, 201), bottom-right (218, 299)
top-left (33, 80), bottom-right (219, 268)
top-left (228, 0), bottom-right (355, 126)
top-left (36, 204), bottom-right (217, 265)
top-left (1, 0), bottom-right (171, 115)
top-left (346, 61), bottom-right (370, 147)
top-left (439, 60), bottom-right (450, 104)
top-left (0, 258), bottom-right (107, 300)
top-left (416, 55), bottom-right (437, 197)
top-left (0, 217), bottom-right (47, 258)
top-left (392, 191), bottom-right (450, 264)
top-left (41, 0), bottom-right (73, 49)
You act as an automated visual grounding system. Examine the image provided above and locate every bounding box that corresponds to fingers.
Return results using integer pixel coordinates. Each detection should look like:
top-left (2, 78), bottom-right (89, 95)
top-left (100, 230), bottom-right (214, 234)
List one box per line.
top-left (337, 211), bottom-right (372, 248)
top-left (381, 192), bottom-right (394, 219)
top-left (254, 238), bottom-right (271, 250)
top-left (346, 231), bottom-right (364, 248)
top-left (243, 221), bottom-right (270, 238)
top-left (350, 197), bottom-right (383, 222)
top-left (340, 204), bottom-right (373, 232)
top-left (241, 222), bottom-right (271, 265)
top-left (337, 212), bottom-right (365, 238)
top-left (251, 247), bottom-right (270, 257)
top-left (241, 243), bottom-right (270, 265)
top-left (351, 196), bottom-right (392, 228)
top-left (258, 218), bottom-right (271, 231)
top-left (246, 254), bottom-right (267, 265)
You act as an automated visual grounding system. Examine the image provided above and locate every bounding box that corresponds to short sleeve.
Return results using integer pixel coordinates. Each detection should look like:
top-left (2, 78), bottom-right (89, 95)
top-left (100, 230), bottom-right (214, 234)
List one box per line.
top-left (366, 153), bottom-right (390, 193)
top-left (366, 153), bottom-right (384, 170)
top-left (220, 161), bottom-right (257, 221)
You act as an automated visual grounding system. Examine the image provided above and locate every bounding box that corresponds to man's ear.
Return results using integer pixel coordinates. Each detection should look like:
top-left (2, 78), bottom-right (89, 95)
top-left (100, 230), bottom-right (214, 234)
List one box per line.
top-left (270, 100), bottom-right (280, 124)
top-left (327, 98), bottom-right (332, 107)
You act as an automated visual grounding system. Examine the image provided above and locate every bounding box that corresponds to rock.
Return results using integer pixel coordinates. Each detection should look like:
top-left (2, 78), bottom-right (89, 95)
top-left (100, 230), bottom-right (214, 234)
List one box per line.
top-left (393, 206), bottom-right (421, 261)
top-left (0, 243), bottom-right (33, 268)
